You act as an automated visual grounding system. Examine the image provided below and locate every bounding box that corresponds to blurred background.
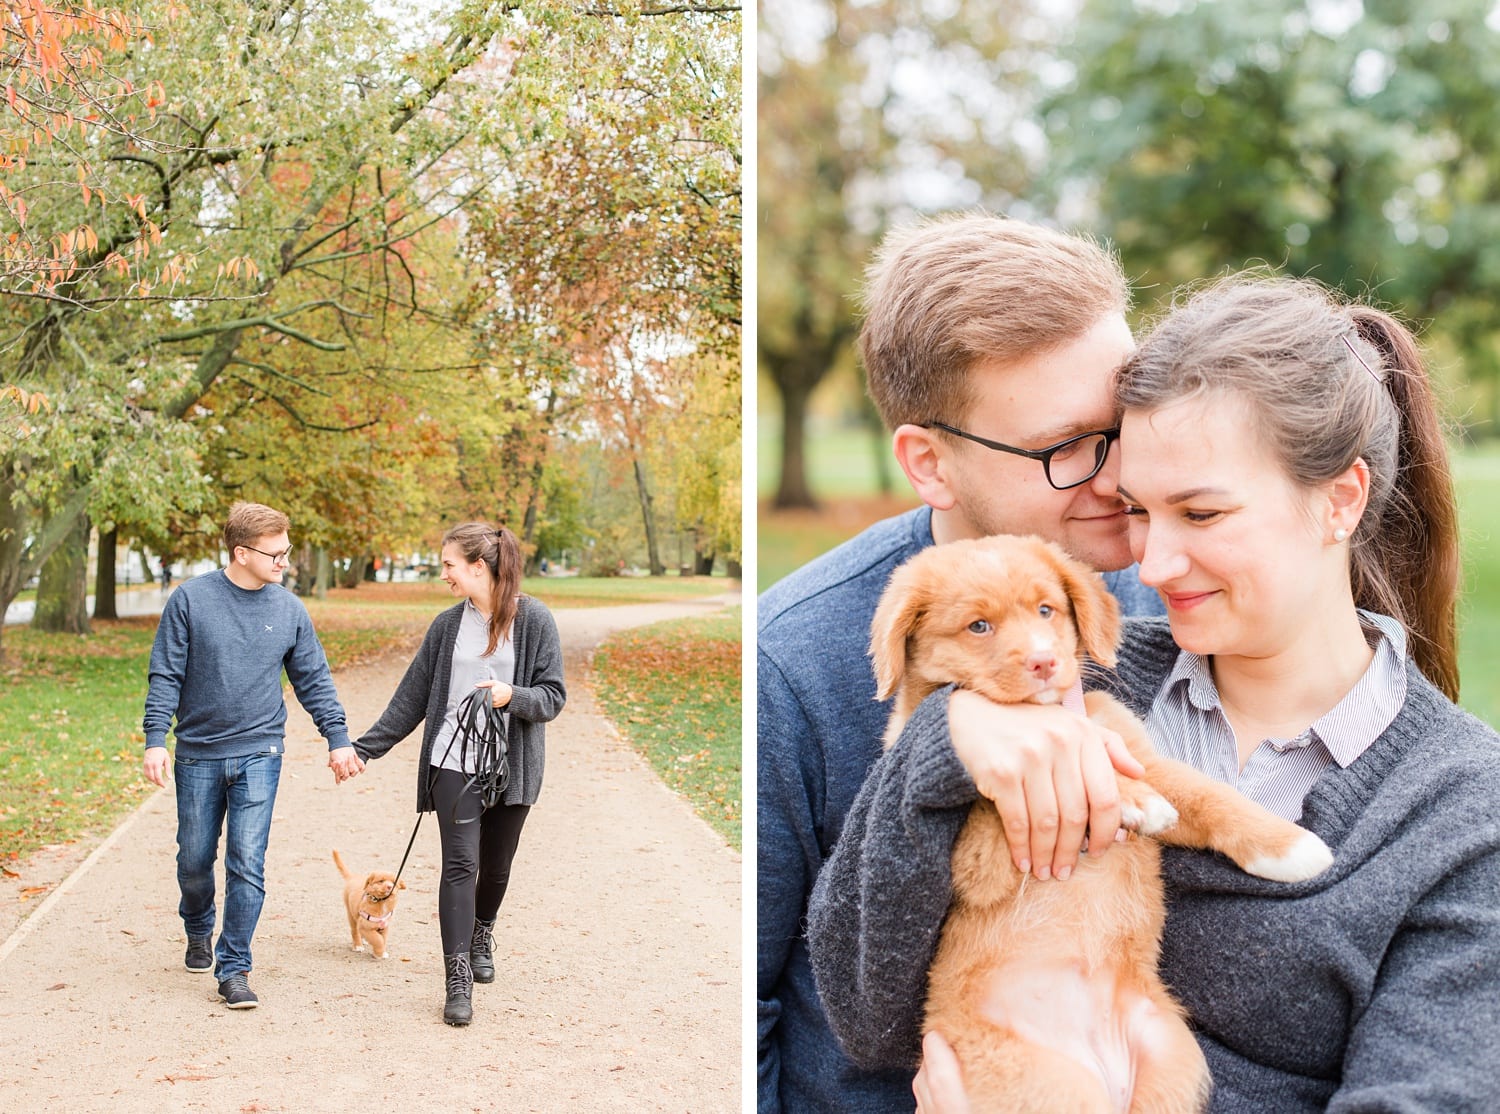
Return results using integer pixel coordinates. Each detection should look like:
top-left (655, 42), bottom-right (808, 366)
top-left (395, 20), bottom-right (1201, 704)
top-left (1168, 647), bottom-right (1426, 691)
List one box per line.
top-left (758, 0), bottom-right (1500, 725)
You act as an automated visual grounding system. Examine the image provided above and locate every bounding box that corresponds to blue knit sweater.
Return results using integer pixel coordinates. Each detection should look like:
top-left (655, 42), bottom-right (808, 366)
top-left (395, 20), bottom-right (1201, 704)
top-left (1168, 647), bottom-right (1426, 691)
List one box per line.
top-left (142, 570), bottom-right (350, 758)
top-left (757, 507), bottom-right (1164, 1114)
top-left (805, 618), bottom-right (1500, 1112)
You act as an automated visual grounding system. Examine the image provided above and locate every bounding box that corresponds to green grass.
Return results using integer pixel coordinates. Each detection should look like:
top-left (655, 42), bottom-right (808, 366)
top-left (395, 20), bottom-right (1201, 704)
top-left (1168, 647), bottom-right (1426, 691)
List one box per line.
top-left (0, 579), bottom-right (743, 871)
top-left (0, 621), bottom-right (162, 870)
top-left (592, 607), bottom-right (742, 850)
top-left (1455, 444), bottom-right (1500, 727)
top-left (757, 414), bottom-right (899, 498)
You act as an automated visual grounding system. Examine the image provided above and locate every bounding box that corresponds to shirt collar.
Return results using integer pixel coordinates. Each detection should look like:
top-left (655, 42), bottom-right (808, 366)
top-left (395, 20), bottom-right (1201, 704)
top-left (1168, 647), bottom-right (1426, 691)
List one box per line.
top-left (1159, 610), bottom-right (1408, 767)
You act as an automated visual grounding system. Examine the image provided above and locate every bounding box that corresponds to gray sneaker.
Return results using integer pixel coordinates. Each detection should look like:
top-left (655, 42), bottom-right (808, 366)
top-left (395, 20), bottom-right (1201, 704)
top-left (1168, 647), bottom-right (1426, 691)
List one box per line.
top-left (184, 936), bottom-right (213, 974)
top-left (217, 973), bottom-right (258, 1009)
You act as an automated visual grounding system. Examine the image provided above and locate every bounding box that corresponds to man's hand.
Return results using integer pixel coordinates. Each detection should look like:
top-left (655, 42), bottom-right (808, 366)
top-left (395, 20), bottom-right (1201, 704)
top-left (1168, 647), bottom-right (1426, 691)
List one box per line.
top-left (914, 1031), bottom-right (970, 1114)
top-left (947, 689), bottom-right (1144, 882)
top-left (475, 679), bottom-right (513, 708)
top-left (328, 746), bottom-right (365, 784)
top-left (143, 746), bottom-right (170, 788)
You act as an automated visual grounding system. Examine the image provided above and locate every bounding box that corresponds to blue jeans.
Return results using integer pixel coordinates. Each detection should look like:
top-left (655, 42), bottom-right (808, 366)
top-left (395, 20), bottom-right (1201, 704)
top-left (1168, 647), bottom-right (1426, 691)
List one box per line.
top-left (174, 752), bottom-right (282, 979)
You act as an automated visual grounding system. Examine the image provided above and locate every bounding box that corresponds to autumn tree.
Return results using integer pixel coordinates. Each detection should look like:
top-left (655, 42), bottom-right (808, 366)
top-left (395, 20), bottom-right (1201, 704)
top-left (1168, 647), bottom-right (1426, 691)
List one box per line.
top-left (759, 0), bottom-right (1063, 507)
top-left (464, 4), bottom-right (740, 572)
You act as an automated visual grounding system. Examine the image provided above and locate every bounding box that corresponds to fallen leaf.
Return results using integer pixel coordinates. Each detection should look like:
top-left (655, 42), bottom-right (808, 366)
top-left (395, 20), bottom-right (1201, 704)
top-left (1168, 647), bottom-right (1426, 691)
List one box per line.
top-left (19, 885), bottom-right (50, 899)
top-left (47, 983), bottom-right (67, 991)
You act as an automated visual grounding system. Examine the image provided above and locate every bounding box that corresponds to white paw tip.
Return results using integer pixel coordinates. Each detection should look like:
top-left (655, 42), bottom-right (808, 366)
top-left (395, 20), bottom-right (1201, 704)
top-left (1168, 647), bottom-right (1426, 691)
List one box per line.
top-left (1246, 831), bottom-right (1334, 882)
top-left (1123, 795), bottom-right (1179, 837)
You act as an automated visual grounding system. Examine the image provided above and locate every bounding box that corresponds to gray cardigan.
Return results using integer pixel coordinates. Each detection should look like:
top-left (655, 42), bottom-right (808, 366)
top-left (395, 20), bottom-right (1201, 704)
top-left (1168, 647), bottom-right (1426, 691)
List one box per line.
top-left (353, 596), bottom-right (566, 810)
top-left (806, 618), bottom-right (1500, 1112)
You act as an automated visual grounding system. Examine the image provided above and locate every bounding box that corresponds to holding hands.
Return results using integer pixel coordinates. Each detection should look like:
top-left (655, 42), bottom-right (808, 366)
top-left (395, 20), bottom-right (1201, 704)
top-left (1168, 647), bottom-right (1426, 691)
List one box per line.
top-left (329, 745), bottom-right (365, 784)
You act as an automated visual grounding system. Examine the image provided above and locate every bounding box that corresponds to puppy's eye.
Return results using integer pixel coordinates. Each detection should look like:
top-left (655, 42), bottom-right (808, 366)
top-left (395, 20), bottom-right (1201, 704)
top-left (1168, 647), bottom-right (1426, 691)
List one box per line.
top-left (967, 619), bottom-right (991, 635)
top-left (1039, 604), bottom-right (1054, 619)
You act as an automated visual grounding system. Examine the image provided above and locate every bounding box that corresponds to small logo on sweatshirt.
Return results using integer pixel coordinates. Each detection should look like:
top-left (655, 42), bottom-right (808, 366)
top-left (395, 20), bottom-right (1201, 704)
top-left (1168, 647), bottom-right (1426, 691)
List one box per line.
top-left (264, 625), bottom-right (274, 633)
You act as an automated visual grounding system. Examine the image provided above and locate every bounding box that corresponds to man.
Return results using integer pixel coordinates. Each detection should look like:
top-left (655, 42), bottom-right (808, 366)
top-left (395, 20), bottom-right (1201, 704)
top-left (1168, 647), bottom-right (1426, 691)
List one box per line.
top-left (143, 501), bottom-right (364, 1009)
top-left (757, 213), bottom-right (1164, 1111)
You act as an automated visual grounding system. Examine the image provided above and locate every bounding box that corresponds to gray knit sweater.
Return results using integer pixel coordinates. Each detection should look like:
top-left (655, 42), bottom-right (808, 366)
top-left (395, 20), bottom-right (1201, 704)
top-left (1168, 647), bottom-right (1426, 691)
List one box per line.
top-left (353, 597), bottom-right (565, 810)
top-left (806, 618), bottom-right (1500, 1112)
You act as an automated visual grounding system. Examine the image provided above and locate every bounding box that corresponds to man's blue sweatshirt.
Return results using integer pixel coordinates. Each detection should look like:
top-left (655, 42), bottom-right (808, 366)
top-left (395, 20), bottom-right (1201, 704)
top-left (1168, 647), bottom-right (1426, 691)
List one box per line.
top-left (142, 570), bottom-right (350, 757)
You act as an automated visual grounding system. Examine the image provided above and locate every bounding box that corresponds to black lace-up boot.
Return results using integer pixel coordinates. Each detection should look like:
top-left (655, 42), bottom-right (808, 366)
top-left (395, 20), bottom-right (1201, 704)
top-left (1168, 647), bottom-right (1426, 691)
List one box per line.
top-left (470, 917), bottom-right (496, 984)
top-left (443, 952), bottom-right (473, 1026)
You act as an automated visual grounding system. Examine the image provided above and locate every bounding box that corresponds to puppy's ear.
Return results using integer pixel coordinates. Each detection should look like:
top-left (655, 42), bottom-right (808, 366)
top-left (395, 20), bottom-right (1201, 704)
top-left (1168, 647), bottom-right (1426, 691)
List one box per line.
top-left (1041, 541), bottom-right (1121, 667)
top-left (869, 556), bottom-right (932, 701)
top-left (364, 873), bottom-right (378, 888)
top-left (398, 879), bottom-right (406, 890)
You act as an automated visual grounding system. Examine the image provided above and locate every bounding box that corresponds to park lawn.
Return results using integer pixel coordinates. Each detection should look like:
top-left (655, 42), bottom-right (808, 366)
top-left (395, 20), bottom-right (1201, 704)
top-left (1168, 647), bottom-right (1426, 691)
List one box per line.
top-left (592, 608), bottom-right (742, 850)
top-left (0, 577), bottom-right (741, 871)
top-left (1455, 444), bottom-right (1500, 728)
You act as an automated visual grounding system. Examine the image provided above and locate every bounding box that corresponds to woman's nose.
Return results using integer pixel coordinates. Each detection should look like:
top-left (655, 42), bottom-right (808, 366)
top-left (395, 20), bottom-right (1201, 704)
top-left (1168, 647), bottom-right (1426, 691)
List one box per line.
top-left (1135, 527), bottom-right (1190, 587)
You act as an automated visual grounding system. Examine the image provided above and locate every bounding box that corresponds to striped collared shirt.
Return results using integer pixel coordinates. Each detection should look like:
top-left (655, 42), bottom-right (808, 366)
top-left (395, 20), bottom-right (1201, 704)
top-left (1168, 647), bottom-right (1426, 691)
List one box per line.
top-left (1144, 611), bottom-right (1408, 822)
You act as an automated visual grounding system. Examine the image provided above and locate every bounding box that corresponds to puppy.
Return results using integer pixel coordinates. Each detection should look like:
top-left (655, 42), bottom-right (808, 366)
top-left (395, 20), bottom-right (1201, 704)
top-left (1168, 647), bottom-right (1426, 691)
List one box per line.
top-left (871, 535), bottom-right (1334, 1114)
top-left (332, 849), bottom-right (405, 959)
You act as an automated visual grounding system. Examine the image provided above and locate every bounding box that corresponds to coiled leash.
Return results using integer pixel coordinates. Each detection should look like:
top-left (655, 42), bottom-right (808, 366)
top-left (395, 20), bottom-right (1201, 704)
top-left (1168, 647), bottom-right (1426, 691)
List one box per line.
top-left (390, 687), bottom-right (511, 886)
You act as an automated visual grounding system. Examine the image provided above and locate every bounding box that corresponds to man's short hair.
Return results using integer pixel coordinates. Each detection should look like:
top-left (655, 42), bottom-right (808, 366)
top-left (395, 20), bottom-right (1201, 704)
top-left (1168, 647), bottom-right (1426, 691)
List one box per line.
top-left (859, 212), bottom-right (1129, 430)
top-left (224, 502), bottom-right (291, 555)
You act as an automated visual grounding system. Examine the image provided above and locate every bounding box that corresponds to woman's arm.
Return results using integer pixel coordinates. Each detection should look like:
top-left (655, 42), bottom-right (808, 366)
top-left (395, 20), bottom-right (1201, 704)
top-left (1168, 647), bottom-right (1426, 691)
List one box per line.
top-left (353, 622), bottom-right (441, 761)
top-left (806, 685), bottom-right (1144, 1070)
top-left (1329, 839), bottom-right (1500, 1112)
top-left (805, 688), bottom-right (975, 1069)
top-left (503, 602), bottom-right (566, 723)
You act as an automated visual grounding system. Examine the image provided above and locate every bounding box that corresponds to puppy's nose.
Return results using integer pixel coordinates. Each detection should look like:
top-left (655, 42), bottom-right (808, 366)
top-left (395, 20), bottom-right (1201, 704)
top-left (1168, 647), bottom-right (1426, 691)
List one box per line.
top-left (1025, 651), bottom-right (1058, 681)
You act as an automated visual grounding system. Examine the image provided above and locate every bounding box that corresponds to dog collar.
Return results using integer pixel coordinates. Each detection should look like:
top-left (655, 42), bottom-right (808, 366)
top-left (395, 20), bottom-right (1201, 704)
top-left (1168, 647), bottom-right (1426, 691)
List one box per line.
top-left (359, 909), bottom-right (393, 927)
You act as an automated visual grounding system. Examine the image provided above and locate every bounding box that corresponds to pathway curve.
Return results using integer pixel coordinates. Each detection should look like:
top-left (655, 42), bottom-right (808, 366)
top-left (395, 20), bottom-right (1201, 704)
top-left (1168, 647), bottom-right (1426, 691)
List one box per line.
top-left (0, 595), bottom-right (741, 1113)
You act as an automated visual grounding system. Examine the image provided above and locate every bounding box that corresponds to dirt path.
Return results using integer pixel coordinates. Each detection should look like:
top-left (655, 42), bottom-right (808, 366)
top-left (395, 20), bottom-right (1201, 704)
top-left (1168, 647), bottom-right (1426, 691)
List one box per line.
top-left (0, 596), bottom-right (742, 1113)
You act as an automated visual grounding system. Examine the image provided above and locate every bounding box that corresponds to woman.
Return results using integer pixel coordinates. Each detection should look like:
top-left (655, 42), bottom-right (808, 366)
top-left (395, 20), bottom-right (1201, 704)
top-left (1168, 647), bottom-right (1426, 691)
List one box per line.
top-left (805, 275), bottom-right (1500, 1111)
top-left (355, 523), bottom-right (565, 1026)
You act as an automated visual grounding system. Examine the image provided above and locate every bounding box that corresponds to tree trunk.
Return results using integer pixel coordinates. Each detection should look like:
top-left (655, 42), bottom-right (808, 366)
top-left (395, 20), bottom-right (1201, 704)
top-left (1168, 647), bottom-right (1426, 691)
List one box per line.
top-left (694, 548), bottom-right (715, 576)
top-left (314, 548), bottom-right (332, 599)
top-left (773, 367), bottom-right (817, 510)
top-left (0, 466), bottom-right (91, 659)
top-left (631, 456), bottom-right (666, 576)
top-left (32, 514), bottom-right (92, 634)
top-left (94, 527), bottom-right (119, 620)
top-left (725, 557), bottom-right (742, 580)
top-left (337, 556), bottom-right (367, 589)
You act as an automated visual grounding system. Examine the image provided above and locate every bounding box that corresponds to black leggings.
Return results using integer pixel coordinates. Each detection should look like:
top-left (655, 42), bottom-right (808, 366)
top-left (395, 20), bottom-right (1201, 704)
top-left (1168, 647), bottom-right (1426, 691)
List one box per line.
top-left (429, 768), bottom-right (531, 956)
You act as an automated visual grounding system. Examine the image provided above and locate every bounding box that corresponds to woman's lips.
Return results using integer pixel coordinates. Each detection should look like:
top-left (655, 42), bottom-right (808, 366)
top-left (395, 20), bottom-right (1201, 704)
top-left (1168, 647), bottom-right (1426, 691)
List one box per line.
top-left (1164, 590), bottom-right (1216, 611)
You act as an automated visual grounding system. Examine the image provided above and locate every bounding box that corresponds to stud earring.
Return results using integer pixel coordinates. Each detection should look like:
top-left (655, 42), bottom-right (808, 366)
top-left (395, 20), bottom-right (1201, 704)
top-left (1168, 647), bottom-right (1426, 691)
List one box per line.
top-left (1333, 528), bottom-right (1348, 543)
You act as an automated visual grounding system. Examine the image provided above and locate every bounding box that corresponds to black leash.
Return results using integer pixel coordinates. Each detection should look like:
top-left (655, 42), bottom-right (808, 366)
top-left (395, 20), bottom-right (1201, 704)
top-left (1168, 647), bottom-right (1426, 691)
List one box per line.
top-left (390, 687), bottom-right (510, 887)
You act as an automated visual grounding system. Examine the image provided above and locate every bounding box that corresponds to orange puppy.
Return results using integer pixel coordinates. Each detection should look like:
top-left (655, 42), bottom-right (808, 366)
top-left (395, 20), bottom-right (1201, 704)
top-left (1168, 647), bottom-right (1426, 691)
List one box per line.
top-left (332, 849), bottom-right (405, 960)
top-left (871, 536), bottom-right (1333, 1114)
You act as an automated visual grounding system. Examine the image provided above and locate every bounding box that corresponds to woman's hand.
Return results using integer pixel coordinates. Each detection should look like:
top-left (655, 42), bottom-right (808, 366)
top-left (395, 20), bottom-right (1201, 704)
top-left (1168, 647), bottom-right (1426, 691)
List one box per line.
top-left (914, 1031), bottom-right (969, 1114)
top-left (475, 679), bottom-right (513, 708)
top-left (947, 689), bottom-right (1142, 882)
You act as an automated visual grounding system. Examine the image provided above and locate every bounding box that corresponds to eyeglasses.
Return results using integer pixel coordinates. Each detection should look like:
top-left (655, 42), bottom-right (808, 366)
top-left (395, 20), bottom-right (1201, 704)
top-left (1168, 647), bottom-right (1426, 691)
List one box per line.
top-left (923, 422), bottom-right (1121, 490)
top-left (241, 544), bottom-right (293, 565)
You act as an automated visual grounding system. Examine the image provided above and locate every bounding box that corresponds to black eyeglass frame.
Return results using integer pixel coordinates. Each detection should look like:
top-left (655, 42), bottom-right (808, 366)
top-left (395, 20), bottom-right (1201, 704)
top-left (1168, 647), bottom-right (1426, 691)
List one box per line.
top-left (240, 543), bottom-right (294, 564)
top-left (922, 421), bottom-right (1122, 491)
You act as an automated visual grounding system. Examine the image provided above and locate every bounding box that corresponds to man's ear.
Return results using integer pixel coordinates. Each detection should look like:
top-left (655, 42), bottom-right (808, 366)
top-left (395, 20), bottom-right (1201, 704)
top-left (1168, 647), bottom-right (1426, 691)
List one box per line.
top-left (892, 424), bottom-right (958, 511)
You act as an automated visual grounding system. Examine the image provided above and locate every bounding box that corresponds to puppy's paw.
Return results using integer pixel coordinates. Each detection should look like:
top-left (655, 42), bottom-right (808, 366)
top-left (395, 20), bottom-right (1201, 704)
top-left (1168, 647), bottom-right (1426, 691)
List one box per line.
top-left (1121, 792), bottom-right (1178, 837)
top-left (352, 943), bottom-right (365, 952)
top-left (1244, 831), bottom-right (1334, 883)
